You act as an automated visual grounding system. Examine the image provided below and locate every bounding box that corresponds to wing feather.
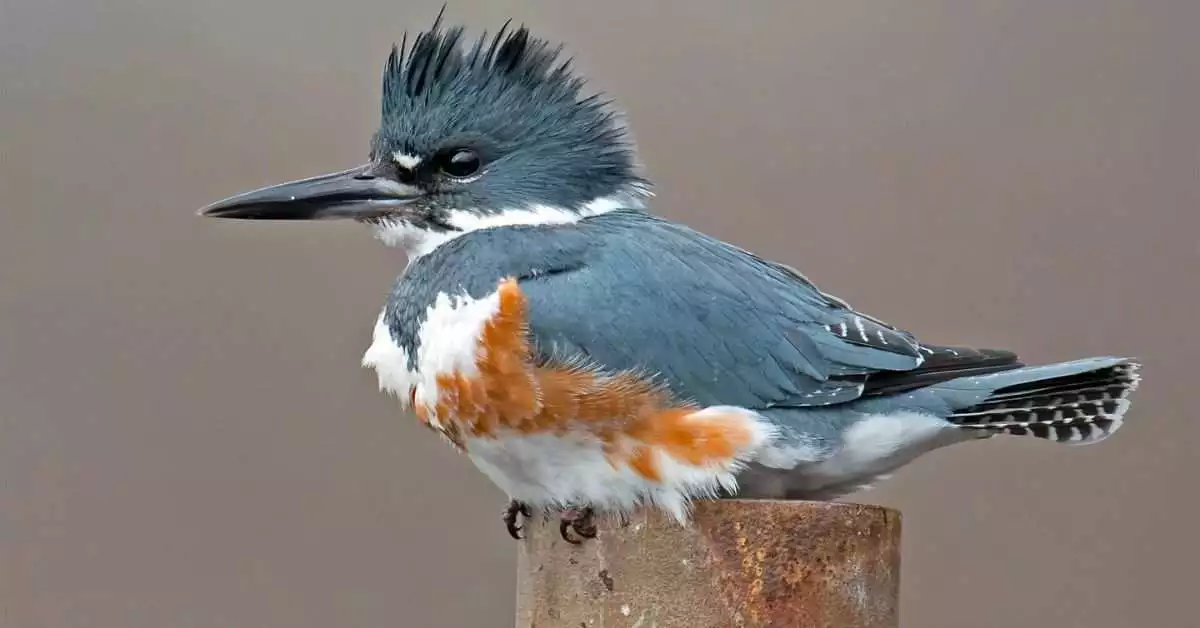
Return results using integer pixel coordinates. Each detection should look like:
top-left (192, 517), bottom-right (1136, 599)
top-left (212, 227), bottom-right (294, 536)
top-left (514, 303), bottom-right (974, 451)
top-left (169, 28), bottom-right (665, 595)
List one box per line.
top-left (515, 211), bottom-right (927, 408)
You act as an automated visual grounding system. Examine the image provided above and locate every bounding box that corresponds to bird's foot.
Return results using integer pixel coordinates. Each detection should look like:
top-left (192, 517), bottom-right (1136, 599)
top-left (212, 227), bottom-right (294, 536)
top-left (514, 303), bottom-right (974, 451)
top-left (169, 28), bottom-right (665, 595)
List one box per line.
top-left (558, 507), bottom-right (597, 544)
top-left (504, 500), bottom-right (533, 540)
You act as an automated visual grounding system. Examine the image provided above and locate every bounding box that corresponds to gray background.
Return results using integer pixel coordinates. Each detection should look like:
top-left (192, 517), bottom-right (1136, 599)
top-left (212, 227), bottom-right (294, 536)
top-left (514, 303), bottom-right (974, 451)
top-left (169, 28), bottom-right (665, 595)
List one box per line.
top-left (2, 1), bottom-right (1196, 626)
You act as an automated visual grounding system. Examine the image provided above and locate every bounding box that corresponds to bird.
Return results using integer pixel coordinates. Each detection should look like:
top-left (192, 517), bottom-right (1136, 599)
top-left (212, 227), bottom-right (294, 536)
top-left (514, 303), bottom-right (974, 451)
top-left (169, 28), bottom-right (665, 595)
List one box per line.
top-left (198, 10), bottom-right (1142, 544)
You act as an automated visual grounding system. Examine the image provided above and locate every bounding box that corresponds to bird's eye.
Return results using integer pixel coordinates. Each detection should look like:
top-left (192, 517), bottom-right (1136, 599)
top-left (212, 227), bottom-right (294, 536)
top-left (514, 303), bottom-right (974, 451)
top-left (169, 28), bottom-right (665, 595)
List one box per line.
top-left (438, 149), bottom-right (482, 179)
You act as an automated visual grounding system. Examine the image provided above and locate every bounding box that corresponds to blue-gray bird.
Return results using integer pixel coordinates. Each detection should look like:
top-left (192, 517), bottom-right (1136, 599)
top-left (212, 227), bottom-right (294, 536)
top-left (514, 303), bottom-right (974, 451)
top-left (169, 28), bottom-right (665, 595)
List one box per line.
top-left (198, 13), bottom-right (1142, 543)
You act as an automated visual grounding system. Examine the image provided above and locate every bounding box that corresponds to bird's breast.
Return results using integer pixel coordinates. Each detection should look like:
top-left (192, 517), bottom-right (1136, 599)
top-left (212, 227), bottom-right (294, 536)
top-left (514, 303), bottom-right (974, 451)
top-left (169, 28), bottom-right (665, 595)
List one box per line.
top-left (360, 277), bottom-right (778, 516)
top-left (360, 277), bottom-right (537, 447)
top-left (362, 276), bottom-right (660, 445)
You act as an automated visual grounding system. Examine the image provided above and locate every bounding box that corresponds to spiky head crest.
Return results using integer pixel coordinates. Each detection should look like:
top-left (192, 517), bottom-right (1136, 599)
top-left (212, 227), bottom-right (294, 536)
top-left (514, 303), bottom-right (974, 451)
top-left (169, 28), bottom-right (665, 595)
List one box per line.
top-left (370, 9), bottom-right (645, 213)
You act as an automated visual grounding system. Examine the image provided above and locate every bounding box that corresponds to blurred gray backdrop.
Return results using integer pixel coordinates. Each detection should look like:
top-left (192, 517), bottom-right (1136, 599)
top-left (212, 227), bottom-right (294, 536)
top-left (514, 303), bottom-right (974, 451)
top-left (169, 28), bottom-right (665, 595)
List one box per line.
top-left (2, 1), bottom-right (1197, 626)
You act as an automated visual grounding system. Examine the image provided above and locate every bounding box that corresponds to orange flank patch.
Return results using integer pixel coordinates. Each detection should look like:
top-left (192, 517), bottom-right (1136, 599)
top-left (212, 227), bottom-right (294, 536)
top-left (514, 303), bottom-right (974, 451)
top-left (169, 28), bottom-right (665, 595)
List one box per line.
top-left (417, 277), bottom-right (758, 481)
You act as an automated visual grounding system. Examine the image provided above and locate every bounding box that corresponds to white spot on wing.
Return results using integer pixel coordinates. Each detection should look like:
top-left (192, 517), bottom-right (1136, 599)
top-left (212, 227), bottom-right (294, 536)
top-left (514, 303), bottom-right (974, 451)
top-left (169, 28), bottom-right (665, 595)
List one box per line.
top-left (852, 315), bottom-right (868, 342)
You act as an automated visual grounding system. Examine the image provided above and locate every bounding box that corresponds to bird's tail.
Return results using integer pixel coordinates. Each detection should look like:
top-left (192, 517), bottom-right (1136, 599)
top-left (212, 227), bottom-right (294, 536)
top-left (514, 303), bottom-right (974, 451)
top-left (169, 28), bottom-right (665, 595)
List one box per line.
top-left (932, 357), bottom-right (1142, 445)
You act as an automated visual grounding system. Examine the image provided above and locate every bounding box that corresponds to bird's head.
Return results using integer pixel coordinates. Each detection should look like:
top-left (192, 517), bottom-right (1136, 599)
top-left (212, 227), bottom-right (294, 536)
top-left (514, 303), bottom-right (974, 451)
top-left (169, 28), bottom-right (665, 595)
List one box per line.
top-left (199, 11), bottom-right (650, 258)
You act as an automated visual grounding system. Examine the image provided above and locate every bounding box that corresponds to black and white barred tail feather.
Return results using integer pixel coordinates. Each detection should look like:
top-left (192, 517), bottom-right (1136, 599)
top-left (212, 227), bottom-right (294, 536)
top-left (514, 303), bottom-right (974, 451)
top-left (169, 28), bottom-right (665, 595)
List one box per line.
top-left (947, 358), bottom-right (1141, 445)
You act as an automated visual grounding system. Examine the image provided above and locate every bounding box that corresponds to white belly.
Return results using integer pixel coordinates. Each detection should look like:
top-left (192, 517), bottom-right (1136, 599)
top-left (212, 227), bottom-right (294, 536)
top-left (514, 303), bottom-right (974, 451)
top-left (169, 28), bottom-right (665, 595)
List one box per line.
top-left (460, 407), bottom-right (772, 522)
top-left (463, 430), bottom-right (692, 518)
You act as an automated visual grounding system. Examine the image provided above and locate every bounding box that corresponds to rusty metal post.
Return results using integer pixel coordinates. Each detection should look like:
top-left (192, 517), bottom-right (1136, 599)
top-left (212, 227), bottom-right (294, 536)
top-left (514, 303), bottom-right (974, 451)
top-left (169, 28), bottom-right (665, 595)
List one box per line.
top-left (515, 499), bottom-right (900, 628)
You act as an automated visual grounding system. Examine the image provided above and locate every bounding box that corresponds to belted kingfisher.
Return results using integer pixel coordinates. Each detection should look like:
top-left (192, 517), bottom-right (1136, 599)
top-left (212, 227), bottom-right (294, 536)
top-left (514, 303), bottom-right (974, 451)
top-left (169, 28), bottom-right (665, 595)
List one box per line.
top-left (199, 12), bottom-right (1142, 543)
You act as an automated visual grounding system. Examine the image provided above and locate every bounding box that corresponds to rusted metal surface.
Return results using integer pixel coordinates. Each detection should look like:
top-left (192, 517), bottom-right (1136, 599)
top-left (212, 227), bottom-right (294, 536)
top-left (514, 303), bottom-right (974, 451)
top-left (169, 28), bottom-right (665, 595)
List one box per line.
top-left (515, 500), bottom-right (901, 628)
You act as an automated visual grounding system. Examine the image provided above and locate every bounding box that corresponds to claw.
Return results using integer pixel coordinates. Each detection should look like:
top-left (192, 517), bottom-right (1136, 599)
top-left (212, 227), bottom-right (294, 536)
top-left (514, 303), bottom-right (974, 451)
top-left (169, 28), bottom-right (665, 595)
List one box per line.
top-left (504, 500), bottom-right (532, 540)
top-left (558, 507), bottom-right (597, 544)
top-left (558, 517), bottom-right (578, 544)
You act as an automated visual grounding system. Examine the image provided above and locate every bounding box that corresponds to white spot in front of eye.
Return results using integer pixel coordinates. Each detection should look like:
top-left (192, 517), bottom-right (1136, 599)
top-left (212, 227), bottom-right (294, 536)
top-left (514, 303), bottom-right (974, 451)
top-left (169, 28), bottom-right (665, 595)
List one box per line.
top-left (391, 151), bottom-right (422, 169)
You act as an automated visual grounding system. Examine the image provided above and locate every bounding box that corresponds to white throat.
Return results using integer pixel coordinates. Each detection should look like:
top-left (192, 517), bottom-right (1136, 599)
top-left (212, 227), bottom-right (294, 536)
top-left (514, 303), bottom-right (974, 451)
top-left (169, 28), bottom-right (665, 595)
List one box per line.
top-left (370, 186), bottom-right (651, 261)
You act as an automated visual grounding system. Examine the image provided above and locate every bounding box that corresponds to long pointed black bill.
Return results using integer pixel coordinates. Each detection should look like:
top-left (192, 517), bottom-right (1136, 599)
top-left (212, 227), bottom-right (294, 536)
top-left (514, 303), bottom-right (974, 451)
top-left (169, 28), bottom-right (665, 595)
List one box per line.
top-left (198, 165), bottom-right (421, 221)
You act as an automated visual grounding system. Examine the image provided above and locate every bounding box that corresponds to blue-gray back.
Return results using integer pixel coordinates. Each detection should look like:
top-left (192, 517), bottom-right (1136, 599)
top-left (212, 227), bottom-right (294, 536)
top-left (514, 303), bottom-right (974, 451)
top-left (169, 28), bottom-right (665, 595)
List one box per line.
top-left (385, 209), bottom-right (928, 409)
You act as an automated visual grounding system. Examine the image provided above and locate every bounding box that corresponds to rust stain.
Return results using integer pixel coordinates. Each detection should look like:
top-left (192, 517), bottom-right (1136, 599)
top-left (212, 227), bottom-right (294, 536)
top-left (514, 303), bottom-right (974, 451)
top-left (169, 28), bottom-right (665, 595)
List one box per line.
top-left (416, 277), bottom-right (759, 479)
top-left (516, 500), bottom-right (901, 627)
top-left (700, 501), bottom-right (901, 626)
